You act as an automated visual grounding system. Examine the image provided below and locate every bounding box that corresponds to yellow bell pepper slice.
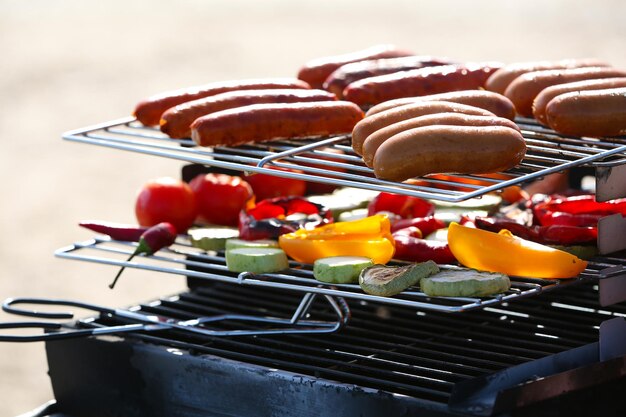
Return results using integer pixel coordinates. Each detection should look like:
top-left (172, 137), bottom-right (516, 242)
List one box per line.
top-left (447, 222), bottom-right (588, 279)
top-left (279, 215), bottom-right (395, 264)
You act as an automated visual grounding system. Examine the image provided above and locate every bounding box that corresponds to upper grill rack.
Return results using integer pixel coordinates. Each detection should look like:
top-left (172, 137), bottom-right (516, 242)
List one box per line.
top-left (63, 116), bottom-right (626, 202)
top-left (55, 236), bottom-right (625, 314)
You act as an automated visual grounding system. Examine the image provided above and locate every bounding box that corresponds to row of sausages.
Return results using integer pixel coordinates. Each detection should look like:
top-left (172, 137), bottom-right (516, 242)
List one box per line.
top-left (130, 46), bottom-right (625, 184)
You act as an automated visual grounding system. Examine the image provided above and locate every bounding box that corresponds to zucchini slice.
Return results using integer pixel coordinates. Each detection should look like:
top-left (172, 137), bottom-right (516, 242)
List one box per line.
top-left (225, 248), bottom-right (289, 274)
top-left (421, 269), bottom-right (511, 297)
top-left (313, 256), bottom-right (374, 284)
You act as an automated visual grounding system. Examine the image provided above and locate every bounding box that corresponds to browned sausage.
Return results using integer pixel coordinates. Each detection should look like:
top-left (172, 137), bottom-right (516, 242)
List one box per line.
top-left (351, 101), bottom-right (495, 155)
top-left (297, 45), bottom-right (414, 89)
top-left (191, 101), bottom-right (364, 147)
top-left (365, 90), bottom-right (516, 120)
top-left (361, 113), bottom-right (520, 168)
top-left (134, 78), bottom-right (311, 126)
top-left (343, 62), bottom-right (503, 107)
top-left (504, 67), bottom-right (626, 117)
top-left (545, 87), bottom-right (626, 137)
top-left (533, 77), bottom-right (626, 125)
top-left (322, 56), bottom-right (454, 98)
top-left (373, 125), bottom-right (526, 181)
top-left (160, 89), bottom-right (337, 139)
top-left (485, 58), bottom-right (609, 94)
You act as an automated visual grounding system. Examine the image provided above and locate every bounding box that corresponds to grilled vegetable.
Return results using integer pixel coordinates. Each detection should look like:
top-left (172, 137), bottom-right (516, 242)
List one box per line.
top-left (225, 248), bottom-right (289, 274)
top-left (420, 269), bottom-right (511, 297)
top-left (359, 261), bottom-right (439, 297)
top-left (392, 227), bottom-right (456, 264)
top-left (313, 256), bottom-right (374, 284)
top-left (225, 239), bottom-right (279, 251)
top-left (110, 222), bottom-right (178, 289)
top-left (447, 222), bottom-right (588, 279)
top-left (278, 214), bottom-right (395, 264)
top-left (79, 221), bottom-right (148, 242)
top-left (188, 227), bottom-right (239, 251)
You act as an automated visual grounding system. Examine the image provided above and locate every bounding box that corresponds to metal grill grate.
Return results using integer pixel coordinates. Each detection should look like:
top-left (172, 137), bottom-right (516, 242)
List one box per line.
top-left (75, 280), bottom-right (626, 405)
top-left (54, 236), bottom-right (624, 314)
top-left (62, 117), bottom-right (626, 202)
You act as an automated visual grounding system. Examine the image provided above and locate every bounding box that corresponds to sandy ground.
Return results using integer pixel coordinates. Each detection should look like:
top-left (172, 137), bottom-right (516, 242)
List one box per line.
top-left (0, 0), bottom-right (624, 414)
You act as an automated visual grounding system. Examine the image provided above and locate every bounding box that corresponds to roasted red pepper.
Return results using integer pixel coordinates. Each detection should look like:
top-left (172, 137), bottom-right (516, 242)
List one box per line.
top-left (533, 195), bottom-right (626, 227)
top-left (239, 197), bottom-right (332, 240)
top-left (367, 193), bottom-right (435, 218)
top-left (390, 216), bottom-right (446, 236)
top-left (474, 217), bottom-right (597, 246)
top-left (109, 222), bottom-right (178, 289)
top-left (79, 221), bottom-right (149, 241)
top-left (392, 227), bottom-right (456, 264)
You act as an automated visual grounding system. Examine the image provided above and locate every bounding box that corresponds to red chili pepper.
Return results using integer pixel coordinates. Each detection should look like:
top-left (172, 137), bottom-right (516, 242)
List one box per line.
top-left (239, 197), bottom-right (332, 241)
top-left (392, 227), bottom-right (456, 264)
top-left (533, 195), bottom-right (626, 227)
top-left (367, 193), bottom-right (435, 218)
top-left (474, 218), bottom-right (542, 241)
top-left (390, 216), bottom-right (446, 236)
top-left (109, 222), bottom-right (178, 289)
top-left (540, 225), bottom-right (598, 245)
top-left (474, 217), bottom-right (597, 246)
top-left (79, 221), bottom-right (149, 242)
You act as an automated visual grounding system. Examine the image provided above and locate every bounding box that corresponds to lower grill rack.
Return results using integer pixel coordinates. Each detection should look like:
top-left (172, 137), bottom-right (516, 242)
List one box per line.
top-left (54, 236), bottom-right (625, 316)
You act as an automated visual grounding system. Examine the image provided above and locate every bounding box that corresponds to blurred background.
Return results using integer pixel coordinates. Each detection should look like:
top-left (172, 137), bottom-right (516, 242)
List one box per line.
top-left (0, 0), bottom-right (625, 414)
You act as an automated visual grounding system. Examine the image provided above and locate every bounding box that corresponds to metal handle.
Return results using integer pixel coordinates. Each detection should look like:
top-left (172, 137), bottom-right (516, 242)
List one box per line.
top-left (2, 297), bottom-right (115, 319)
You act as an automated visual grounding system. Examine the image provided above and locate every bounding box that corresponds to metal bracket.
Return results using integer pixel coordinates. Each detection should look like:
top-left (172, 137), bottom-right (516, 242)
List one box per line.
top-left (600, 317), bottom-right (626, 362)
top-left (598, 213), bottom-right (626, 255)
top-left (596, 163), bottom-right (626, 202)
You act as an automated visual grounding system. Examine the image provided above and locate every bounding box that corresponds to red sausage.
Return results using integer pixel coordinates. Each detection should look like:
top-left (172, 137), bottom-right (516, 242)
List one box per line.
top-left (134, 78), bottom-right (311, 126)
top-left (297, 44), bottom-right (414, 89)
top-left (191, 101), bottom-right (364, 147)
top-left (504, 67), bottom-right (626, 116)
top-left (322, 56), bottom-right (455, 98)
top-left (160, 89), bottom-right (337, 139)
top-left (545, 87), bottom-right (626, 137)
top-left (532, 77), bottom-right (626, 125)
top-left (361, 113), bottom-right (520, 168)
top-left (365, 90), bottom-right (516, 120)
top-left (351, 101), bottom-right (495, 156)
top-left (373, 125), bottom-right (526, 182)
top-left (485, 58), bottom-right (610, 94)
top-left (343, 62), bottom-right (503, 107)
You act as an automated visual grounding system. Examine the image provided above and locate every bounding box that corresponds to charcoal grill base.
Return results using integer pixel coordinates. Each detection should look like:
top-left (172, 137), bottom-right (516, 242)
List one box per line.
top-left (46, 335), bottom-right (459, 417)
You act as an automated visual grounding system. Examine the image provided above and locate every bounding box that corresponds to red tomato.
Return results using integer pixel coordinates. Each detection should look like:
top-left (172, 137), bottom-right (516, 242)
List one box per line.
top-left (243, 167), bottom-right (306, 200)
top-left (190, 173), bottom-right (254, 226)
top-left (135, 177), bottom-right (198, 233)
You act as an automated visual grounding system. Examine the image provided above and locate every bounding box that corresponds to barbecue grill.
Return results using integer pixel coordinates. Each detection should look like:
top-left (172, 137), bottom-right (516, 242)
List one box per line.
top-left (10, 116), bottom-right (626, 416)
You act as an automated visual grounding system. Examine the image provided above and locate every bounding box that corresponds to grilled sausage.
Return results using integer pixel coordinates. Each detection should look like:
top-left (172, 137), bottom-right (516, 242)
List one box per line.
top-left (504, 67), bottom-right (626, 117)
top-left (373, 125), bottom-right (526, 181)
top-left (191, 101), bottom-right (364, 147)
top-left (343, 62), bottom-right (503, 107)
top-left (361, 113), bottom-right (520, 168)
top-left (485, 58), bottom-right (609, 94)
top-left (297, 44), bottom-right (414, 89)
top-left (533, 77), bottom-right (626, 125)
top-left (160, 89), bottom-right (337, 139)
top-left (322, 56), bottom-right (454, 98)
top-left (134, 78), bottom-right (311, 126)
top-left (545, 87), bottom-right (626, 137)
top-left (365, 90), bottom-right (516, 120)
top-left (351, 101), bottom-right (495, 156)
